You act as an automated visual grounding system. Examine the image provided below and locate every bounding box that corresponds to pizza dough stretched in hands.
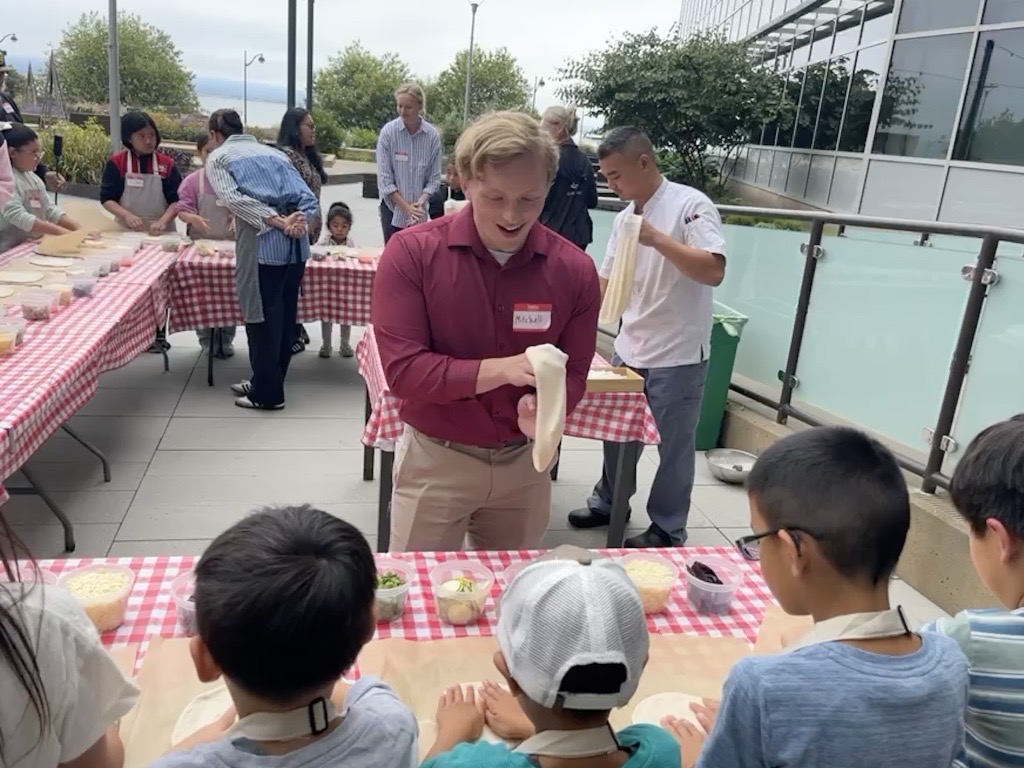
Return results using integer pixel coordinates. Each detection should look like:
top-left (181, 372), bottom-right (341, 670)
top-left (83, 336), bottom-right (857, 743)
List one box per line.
top-left (631, 692), bottom-right (705, 731)
top-left (524, 344), bottom-right (569, 473)
top-left (599, 213), bottom-right (643, 326)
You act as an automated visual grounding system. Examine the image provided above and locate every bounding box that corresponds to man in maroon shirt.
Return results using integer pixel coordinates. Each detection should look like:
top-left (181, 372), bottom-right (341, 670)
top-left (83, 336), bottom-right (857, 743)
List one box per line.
top-left (371, 110), bottom-right (602, 552)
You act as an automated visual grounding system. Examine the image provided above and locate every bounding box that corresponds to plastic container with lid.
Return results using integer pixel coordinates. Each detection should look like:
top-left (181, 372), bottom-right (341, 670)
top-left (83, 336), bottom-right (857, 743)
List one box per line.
top-left (42, 282), bottom-right (73, 307)
top-left (83, 259), bottom-right (110, 277)
top-left (170, 571), bottom-right (198, 635)
top-left (0, 327), bottom-right (16, 356)
top-left (683, 556), bottom-right (744, 616)
top-left (375, 557), bottom-right (415, 623)
top-left (2, 318), bottom-right (26, 344)
top-left (621, 553), bottom-right (680, 614)
top-left (20, 291), bottom-right (54, 321)
top-left (67, 262), bottom-right (103, 279)
top-left (429, 561), bottom-right (494, 626)
top-left (71, 275), bottom-right (98, 298)
top-left (58, 563), bottom-right (136, 632)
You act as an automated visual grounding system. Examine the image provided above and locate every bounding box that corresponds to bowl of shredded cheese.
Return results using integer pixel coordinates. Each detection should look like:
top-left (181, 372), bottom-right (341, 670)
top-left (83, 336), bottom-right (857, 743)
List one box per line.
top-left (621, 554), bottom-right (679, 614)
top-left (58, 563), bottom-right (135, 632)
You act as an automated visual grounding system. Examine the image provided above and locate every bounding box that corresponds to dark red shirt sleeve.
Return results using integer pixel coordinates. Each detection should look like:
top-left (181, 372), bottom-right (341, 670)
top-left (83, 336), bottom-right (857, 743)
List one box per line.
top-left (371, 236), bottom-right (482, 403)
top-left (558, 255), bottom-right (601, 415)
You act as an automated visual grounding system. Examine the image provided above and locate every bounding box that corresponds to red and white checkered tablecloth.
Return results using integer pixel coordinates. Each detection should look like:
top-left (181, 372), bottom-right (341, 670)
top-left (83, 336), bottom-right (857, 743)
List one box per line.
top-left (36, 548), bottom-right (773, 673)
top-left (356, 324), bottom-right (661, 449)
top-left (167, 247), bottom-right (378, 333)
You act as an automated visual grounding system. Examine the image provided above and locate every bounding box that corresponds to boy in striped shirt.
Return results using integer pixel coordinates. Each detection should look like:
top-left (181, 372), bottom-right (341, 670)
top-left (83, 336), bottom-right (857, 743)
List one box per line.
top-left (925, 414), bottom-right (1024, 768)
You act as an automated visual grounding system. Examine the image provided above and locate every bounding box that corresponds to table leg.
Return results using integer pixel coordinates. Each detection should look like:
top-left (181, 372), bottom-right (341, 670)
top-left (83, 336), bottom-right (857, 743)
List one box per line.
top-left (377, 450), bottom-right (394, 552)
top-left (162, 308), bottom-right (171, 373)
top-left (207, 328), bottom-right (215, 387)
top-left (550, 440), bottom-right (562, 482)
top-left (607, 442), bottom-right (640, 548)
top-left (12, 466), bottom-right (76, 552)
top-left (61, 424), bottom-right (112, 482)
top-left (362, 387), bottom-right (375, 481)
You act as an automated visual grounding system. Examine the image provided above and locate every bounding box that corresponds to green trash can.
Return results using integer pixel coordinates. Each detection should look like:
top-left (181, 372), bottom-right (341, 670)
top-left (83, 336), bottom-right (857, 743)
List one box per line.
top-left (695, 302), bottom-right (748, 451)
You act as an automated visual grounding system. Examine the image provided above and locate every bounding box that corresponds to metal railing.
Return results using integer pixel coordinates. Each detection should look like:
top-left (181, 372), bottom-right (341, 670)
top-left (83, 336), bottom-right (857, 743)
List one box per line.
top-left (599, 205), bottom-right (1024, 494)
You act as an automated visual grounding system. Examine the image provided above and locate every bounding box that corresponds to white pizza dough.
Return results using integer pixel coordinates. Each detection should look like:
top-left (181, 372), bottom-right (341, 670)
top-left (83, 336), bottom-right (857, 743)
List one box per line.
top-left (631, 692), bottom-right (705, 731)
top-left (0, 270), bottom-right (46, 285)
top-left (29, 255), bottom-right (77, 268)
top-left (171, 685), bottom-right (236, 745)
top-left (524, 344), bottom-right (568, 473)
top-left (599, 214), bottom-right (642, 326)
top-left (0, 286), bottom-right (14, 299)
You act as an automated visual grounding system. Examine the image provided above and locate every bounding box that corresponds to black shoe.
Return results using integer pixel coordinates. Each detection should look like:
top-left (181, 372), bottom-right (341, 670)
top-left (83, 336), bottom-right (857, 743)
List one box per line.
top-left (625, 526), bottom-right (673, 549)
top-left (297, 326), bottom-right (310, 345)
top-left (291, 340), bottom-right (306, 355)
top-left (568, 507), bottom-right (632, 529)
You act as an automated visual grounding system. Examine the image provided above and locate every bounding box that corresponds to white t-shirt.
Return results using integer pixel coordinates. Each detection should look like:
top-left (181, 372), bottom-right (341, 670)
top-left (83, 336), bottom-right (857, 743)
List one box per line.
top-left (600, 178), bottom-right (726, 369)
top-left (0, 584), bottom-right (139, 767)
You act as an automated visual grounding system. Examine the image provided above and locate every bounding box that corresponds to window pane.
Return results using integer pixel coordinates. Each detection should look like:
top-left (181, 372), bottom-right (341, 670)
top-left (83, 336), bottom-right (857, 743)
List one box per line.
top-left (777, 70), bottom-right (804, 146)
top-left (840, 44), bottom-right (886, 151)
top-left (832, 7), bottom-right (863, 56)
top-left (794, 67), bottom-right (822, 148)
top-left (982, 0), bottom-right (1024, 24)
top-left (861, 2), bottom-right (895, 45)
top-left (953, 29), bottom-right (1024, 165)
top-left (897, 0), bottom-right (980, 33)
top-left (872, 34), bottom-right (972, 159)
top-left (815, 55), bottom-right (855, 149)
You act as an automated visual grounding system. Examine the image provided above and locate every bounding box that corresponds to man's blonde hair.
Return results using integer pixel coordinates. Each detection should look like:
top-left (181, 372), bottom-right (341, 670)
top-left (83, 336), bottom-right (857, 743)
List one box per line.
top-left (455, 111), bottom-right (559, 185)
top-left (543, 105), bottom-right (579, 137)
top-left (395, 82), bottom-right (426, 112)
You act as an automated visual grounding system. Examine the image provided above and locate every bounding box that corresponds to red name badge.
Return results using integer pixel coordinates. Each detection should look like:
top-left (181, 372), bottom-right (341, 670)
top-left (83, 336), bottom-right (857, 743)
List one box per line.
top-left (513, 303), bottom-right (552, 332)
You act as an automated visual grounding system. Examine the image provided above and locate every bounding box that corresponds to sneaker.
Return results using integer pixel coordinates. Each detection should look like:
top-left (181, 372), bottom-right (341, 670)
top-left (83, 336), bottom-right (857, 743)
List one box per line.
top-left (230, 380), bottom-right (252, 396)
top-left (221, 343), bottom-right (235, 358)
top-left (319, 344), bottom-right (332, 359)
top-left (291, 340), bottom-right (306, 355)
top-left (339, 341), bottom-right (354, 358)
top-left (297, 326), bottom-right (310, 345)
top-left (234, 396), bottom-right (284, 411)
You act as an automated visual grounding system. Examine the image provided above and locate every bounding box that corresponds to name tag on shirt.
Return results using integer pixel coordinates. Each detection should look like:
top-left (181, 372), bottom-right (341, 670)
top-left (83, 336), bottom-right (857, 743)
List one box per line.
top-left (513, 303), bottom-right (552, 332)
top-left (126, 177), bottom-right (145, 188)
top-left (395, 151), bottom-right (409, 163)
top-left (2, 102), bottom-right (14, 114)
top-left (27, 198), bottom-right (42, 210)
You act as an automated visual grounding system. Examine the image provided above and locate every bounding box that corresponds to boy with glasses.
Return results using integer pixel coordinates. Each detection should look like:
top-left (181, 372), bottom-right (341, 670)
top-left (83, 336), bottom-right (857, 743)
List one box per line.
top-left (666, 426), bottom-right (970, 768)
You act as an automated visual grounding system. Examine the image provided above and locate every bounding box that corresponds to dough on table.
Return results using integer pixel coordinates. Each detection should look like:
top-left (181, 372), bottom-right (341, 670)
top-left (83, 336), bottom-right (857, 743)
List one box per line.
top-left (631, 692), bottom-right (705, 731)
top-left (0, 286), bottom-right (14, 299)
top-left (599, 213), bottom-right (642, 326)
top-left (524, 344), bottom-right (568, 473)
top-left (171, 685), bottom-right (236, 745)
top-left (421, 682), bottom-right (514, 747)
top-left (0, 270), bottom-right (46, 285)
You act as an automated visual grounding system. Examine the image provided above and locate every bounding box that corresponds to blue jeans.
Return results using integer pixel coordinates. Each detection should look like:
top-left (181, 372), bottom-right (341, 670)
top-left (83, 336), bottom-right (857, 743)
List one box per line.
top-left (587, 355), bottom-right (708, 544)
top-left (245, 261), bottom-right (306, 407)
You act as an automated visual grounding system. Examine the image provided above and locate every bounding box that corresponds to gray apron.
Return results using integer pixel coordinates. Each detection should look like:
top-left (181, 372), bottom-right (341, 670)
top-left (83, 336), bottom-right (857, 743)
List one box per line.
top-left (118, 152), bottom-right (173, 231)
top-left (193, 169), bottom-right (233, 240)
top-left (234, 219), bottom-right (264, 323)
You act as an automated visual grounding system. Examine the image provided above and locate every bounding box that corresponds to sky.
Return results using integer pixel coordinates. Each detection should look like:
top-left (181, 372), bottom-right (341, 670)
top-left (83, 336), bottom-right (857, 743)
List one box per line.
top-left (5, 0), bottom-right (683, 111)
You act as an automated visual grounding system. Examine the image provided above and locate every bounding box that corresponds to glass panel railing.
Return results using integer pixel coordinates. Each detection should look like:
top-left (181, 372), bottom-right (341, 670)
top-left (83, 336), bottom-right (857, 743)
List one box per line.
top-left (948, 253), bottom-right (1024, 467)
top-left (793, 234), bottom-right (970, 450)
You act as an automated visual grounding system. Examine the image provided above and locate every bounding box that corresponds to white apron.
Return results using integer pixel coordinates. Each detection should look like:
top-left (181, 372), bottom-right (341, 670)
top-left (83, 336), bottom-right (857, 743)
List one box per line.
top-left (119, 152), bottom-right (172, 231)
top-left (190, 169), bottom-right (233, 240)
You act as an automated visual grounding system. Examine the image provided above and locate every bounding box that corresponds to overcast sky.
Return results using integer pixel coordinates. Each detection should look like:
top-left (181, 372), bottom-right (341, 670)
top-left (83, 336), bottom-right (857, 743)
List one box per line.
top-left (8, 0), bottom-right (682, 110)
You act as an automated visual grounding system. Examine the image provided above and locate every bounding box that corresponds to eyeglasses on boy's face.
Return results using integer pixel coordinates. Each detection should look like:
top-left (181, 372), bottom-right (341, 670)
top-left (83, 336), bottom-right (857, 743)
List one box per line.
top-left (734, 527), bottom-right (819, 561)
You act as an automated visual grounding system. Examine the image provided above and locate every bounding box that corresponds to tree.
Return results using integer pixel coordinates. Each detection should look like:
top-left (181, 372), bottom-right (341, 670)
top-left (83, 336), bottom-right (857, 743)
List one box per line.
top-left (3, 67), bottom-right (26, 102)
top-left (315, 42), bottom-right (411, 131)
top-left (54, 12), bottom-right (198, 111)
top-left (428, 47), bottom-right (531, 124)
top-left (559, 30), bottom-right (786, 196)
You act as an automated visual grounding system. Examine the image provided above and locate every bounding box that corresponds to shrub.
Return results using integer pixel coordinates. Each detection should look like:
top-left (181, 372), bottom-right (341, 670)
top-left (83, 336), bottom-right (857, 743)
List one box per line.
top-left (342, 127), bottom-right (379, 150)
top-left (312, 108), bottom-right (344, 155)
top-left (37, 119), bottom-right (112, 186)
top-left (722, 214), bottom-right (805, 231)
top-left (149, 111), bottom-right (209, 144)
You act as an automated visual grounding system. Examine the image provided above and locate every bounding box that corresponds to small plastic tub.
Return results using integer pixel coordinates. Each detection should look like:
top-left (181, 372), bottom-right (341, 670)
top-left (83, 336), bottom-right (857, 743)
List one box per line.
top-left (375, 557), bottom-right (415, 623)
top-left (621, 553), bottom-right (680, 614)
top-left (170, 571), bottom-right (197, 635)
top-left (161, 235), bottom-right (182, 252)
top-left (500, 560), bottom-right (531, 588)
top-left (83, 259), bottom-right (110, 277)
top-left (20, 292), bottom-right (54, 321)
top-left (107, 257), bottom-right (121, 273)
top-left (67, 262), bottom-right (103, 279)
top-left (430, 561), bottom-right (494, 626)
top-left (118, 252), bottom-right (135, 268)
top-left (43, 283), bottom-right (73, 307)
top-left (0, 327), bottom-right (16, 356)
top-left (2, 318), bottom-right (26, 344)
top-left (71, 275), bottom-right (98, 298)
top-left (684, 556), bottom-right (744, 616)
top-left (58, 563), bottom-right (136, 632)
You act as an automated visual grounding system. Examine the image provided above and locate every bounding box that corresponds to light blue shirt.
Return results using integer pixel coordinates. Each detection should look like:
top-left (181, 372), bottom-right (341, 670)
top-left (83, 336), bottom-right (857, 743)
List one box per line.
top-left (148, 677), bottom-right (417, 768)
top-left (422, 724), bottom-right (680, 768)
top-left (376, 116), bottom-right (442, 229)
top-left (206, 134), bottom-right (319, 266)
top-left (697, 633), bottom-right (970, 768)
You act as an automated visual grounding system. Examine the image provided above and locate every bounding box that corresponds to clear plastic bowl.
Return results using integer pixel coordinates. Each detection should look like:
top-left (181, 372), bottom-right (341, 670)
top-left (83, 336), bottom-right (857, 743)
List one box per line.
top-left (83, 259), bottom-right (110, 277)
top-left (500, 560), bottom-right (531, 588)
top-left (429, 561), bottom-right (494, 626)
top-left (375, 557), bottom-right (415, 623)
top-left (71, 276), bottom-right (98, 298)
top-left (67, 262), bottom-right (103, 278)
top-left (684, 556), bottom-right (744, 616)
top-left (0, 328), bottom-right (16, 356)
top-left (0, 563), bottom-right (57, 585)
top-left (621, 553), bottom-right (680, 614)
top-left (170, 571), bottom-right (197, 635)
top-left (1, 318), bottom-right (25, 345)
top-left (42, 283), bottom-right (73, 307)
top-left (20, 292), bottom-right (55, 321)
top-left (58, 563), bottom-right (136, 632)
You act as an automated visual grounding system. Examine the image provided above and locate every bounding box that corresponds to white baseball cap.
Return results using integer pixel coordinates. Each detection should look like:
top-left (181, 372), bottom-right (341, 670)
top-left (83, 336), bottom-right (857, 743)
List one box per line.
top-left (497, 557), bottom-right (649, 710)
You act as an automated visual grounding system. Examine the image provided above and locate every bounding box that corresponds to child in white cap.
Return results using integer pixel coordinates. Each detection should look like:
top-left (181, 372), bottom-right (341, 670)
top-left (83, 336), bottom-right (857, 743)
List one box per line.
top-left (420, 556), bottom-right (681, 767)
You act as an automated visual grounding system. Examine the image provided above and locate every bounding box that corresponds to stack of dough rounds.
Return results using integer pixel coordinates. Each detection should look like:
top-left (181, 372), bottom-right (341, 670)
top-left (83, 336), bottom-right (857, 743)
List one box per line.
top-left (599, 213), bottom-right (643, 326)
top-left (524, 344), bottom-right (568, 473)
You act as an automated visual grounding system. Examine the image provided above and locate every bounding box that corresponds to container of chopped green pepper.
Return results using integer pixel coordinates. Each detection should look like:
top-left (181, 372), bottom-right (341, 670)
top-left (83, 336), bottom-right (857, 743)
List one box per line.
top-left (375, 557), bottom-right (414, 623)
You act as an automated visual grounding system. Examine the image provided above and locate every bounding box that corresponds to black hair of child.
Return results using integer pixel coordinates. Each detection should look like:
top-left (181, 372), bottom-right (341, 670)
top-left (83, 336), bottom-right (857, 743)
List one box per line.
top-left (326, 202), bottom-right (353, 227)
top-left (195, 133), bottom-right (210, 153)
top-left (0, 122), bottom-right (37, 149)
top-left (557, 663), bottom-right (627, 719)
top-left (747, 426), bottom-right (909, 584)
top-left (208, 109), bottom-right (244, 139)
top-left (193, 505), bottom-right (377, 701)
top-left (121, 110), bottom-right (161, 148)
top-left (950, 414), bottom-right (1024, 539)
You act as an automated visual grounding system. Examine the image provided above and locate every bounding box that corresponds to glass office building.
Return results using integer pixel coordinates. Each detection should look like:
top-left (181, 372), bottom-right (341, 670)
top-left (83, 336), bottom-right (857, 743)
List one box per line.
top-left (678, 0), bottom-right (1024, 227)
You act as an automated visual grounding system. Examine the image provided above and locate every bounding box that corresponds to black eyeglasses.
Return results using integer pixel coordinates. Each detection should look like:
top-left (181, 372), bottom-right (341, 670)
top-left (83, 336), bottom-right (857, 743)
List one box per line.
top-left (734, 527), bottom-right (819, 562)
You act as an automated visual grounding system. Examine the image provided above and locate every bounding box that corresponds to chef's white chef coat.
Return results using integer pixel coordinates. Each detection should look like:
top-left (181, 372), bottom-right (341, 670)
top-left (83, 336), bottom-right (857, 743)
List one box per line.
top-left (599, 178), bottom-right (726, 369)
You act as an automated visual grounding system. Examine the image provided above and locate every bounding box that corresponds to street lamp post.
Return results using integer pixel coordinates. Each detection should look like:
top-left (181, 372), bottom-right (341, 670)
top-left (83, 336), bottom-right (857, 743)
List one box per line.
top-left (462, 1), bottom-right (482, 128)
top-left (0, 34), bottom-right (17, 44)
top-left (243, 50), bottom-right (265, 130)
top-left (531, 76), bottom-right (545, 111)
top-left (107, 0), bottom-right (120, 152)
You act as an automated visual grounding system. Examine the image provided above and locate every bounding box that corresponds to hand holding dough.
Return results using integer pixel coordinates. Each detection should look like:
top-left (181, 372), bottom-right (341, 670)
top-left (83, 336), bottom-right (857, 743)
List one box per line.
top-left (524, 344), bottom-right (568, 473)
top-left (599, 213), bottom-right (642, 326)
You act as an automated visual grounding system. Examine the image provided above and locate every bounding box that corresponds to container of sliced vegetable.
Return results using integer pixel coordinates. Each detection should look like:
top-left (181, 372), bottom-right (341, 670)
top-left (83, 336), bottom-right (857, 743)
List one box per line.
top-left (429, 561), bottom-right (494, 626)
top-left (375, 558), bottom-right (414, 623)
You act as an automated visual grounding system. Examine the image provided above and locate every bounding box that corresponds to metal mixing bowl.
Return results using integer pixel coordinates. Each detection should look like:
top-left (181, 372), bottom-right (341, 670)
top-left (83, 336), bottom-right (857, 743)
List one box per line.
top-left (705, 448), bottom-right (758, 484)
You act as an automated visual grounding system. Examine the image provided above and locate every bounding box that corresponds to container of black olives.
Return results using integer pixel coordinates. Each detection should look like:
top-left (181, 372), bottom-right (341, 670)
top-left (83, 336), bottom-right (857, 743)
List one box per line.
top-left (684, 557), bottom-right (744, 615)
top-left (171, 571), bottom-right (198, 635)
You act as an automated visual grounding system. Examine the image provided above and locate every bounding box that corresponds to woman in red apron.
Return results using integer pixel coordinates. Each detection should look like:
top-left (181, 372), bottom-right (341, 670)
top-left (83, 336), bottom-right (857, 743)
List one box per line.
top-left (100, 111), bottom-right (183, 352)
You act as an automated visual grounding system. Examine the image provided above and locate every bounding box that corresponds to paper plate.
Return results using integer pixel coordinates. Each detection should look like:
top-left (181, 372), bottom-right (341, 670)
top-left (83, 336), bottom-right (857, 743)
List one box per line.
top-left (29, 255), bottom-right (78, 268)
top-left (171, 685), bottom-right (235, 745)
top-left (0, 270), bottom-right (46, 285)
top-left (631, 692), bottom-right (705, 730)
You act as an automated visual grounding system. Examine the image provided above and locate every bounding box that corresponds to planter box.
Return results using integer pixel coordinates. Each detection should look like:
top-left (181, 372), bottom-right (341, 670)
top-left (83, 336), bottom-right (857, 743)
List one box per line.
top-left (362, 176), bottom-right (379, 199)
top-left (63, 183), bottom-right (101, 201)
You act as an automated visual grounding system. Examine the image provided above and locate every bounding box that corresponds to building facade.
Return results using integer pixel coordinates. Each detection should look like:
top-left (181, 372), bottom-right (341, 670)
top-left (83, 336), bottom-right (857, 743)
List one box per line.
top-left (679, 0), bottom-right (1024, 227)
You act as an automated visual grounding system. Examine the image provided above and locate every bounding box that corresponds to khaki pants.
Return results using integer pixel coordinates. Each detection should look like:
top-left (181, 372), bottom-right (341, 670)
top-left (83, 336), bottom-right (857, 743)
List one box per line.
top-left (390, 427), bottom-right (553, 552)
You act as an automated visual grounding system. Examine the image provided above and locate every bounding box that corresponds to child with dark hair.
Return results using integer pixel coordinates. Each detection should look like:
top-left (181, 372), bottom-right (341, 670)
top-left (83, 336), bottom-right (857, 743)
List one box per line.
top-left (421, 557), bottom-right (680, 768)
top-left (665, 426), bottom-right (969, 768)
top-left (317, 202), bottom-right (356, 358)
top-left (921, 414), bottom-right (1024, 767)
top-left (151, 505), bottom-right (417, 768)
